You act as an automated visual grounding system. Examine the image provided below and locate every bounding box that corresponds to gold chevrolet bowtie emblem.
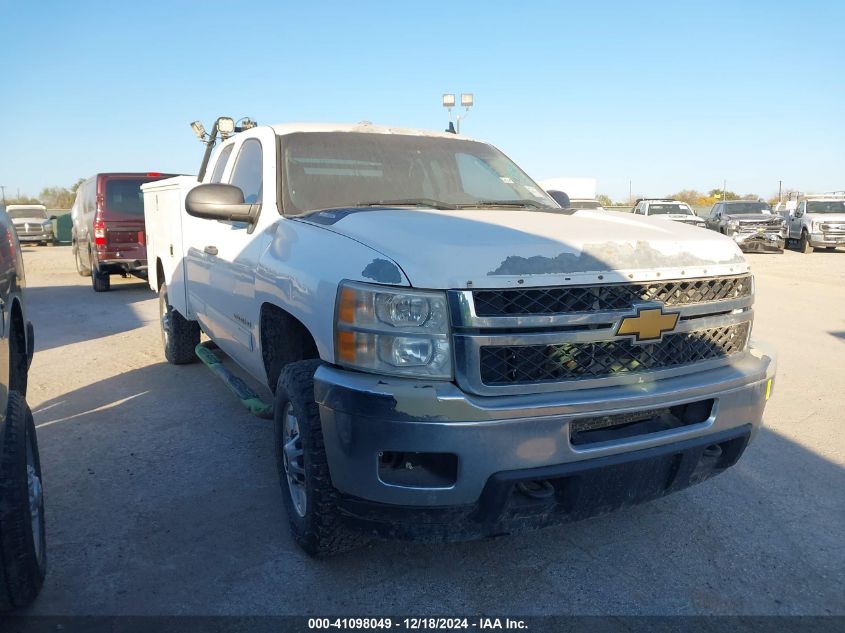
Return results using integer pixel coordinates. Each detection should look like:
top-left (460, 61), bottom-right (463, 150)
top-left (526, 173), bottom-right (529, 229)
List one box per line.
top-left (616, 305), bottom-right (680, 343)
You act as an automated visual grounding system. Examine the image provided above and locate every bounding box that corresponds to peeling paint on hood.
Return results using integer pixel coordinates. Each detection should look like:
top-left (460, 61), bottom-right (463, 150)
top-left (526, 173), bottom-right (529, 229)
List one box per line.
top-left (305, 208), bottom-right (748, 289)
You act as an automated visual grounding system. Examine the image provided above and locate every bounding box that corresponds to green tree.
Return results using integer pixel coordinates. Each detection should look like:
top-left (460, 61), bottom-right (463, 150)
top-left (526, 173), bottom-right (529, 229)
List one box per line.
top-left (596, 194), bottom-right (613, 207)
top-left (669, 189), bottom-right (704, 205)
top-left (3, 195), bottom-right (42, 206)
top-left (708, 188), bottom-right (743, 201)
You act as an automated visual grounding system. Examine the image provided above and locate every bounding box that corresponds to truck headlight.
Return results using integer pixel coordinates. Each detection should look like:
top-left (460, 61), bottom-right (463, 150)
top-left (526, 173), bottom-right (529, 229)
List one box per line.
top-left (811, 221), bottom-right (822, 232)
top-left (335, 281), bottom-right (452, 379)
top-left (726, 220), bottom-right (739, 234)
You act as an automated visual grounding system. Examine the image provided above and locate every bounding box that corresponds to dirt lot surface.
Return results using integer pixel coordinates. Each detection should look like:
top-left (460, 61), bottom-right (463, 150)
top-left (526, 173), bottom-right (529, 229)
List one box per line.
top-left (18, 245), bottom-right (845, 615)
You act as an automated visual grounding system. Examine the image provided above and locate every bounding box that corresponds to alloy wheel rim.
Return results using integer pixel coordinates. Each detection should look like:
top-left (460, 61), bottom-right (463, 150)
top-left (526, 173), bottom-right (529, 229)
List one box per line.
top-left (160, 295), bottom-right (171, 346)
top-left (282, 402), bottom-right (307, 517)
top-left (26, 435), bottom-right (44, 566)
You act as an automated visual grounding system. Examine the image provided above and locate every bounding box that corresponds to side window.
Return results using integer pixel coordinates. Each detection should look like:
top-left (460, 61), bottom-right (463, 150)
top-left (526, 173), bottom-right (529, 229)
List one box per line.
top-left (210, 144), bottom-right (235, 183)
top-left (229, 139), bottom-right (263, 203)
top-left (86, 181), bottom-right (95, 215)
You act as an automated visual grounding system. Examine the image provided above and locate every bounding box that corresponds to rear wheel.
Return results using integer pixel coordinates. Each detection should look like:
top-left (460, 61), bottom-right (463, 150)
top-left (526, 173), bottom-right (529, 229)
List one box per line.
top-left (91, 267), bottom-right (110, 292)
top-left (159, 283), bottom-right (199, 364)
top-left (0, 392), bottom-right (46, 611)
top-left (88, 253), bottom-right (111, 292)
top-left (798, 231), bottom-right (813, 254)
top-left (73, 244), bottom-right (90, 276)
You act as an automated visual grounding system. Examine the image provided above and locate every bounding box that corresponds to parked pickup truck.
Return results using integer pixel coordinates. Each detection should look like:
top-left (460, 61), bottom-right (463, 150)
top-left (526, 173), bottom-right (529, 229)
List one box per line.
top-left (704, 201), bottom-right (787, 253)
top-left (144, 121), bottom-right (776, 556)
top-left (782, 194), bottom-right (845, 253)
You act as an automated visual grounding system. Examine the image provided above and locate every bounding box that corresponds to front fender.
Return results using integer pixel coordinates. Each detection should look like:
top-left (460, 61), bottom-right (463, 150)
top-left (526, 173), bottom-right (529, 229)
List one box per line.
top-left (254, 218), bottom-right (409, 364)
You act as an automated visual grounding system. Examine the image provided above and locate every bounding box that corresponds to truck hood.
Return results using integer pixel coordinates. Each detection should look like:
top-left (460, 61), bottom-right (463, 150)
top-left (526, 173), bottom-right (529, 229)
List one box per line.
top-left (304, 208), bottom-right (748, 289)
top-left (11, 217), bottom-right (49, 225)
top-left (806, 213), bottom-right (845, 223)
top-left (724, 214), bottom-right (780, 222)
top-left (659, 214), bottom-right (705, 223)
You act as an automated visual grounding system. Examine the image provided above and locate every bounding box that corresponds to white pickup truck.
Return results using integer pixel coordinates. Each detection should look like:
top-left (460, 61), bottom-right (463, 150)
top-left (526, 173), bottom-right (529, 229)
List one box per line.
top-left (144, 121), bottom-right (776, 556)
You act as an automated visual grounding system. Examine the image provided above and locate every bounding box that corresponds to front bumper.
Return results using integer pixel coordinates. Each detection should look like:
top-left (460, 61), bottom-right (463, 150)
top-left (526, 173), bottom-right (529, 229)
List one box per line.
top-left (17, 232), bottom-right (53, 242)
top-left (810, 233), bottom-right (845, 247)
top-left (315, 343), bottom-right (776, 513)
top-left (729, 231), bottom-right (785, 252)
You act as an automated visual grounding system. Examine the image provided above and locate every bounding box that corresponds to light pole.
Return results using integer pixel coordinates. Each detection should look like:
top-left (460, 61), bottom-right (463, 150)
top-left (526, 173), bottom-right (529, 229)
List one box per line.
top-left (442, 93), bottom-right (474, 134)
top-left (0, 185), bottom-right (6, 206)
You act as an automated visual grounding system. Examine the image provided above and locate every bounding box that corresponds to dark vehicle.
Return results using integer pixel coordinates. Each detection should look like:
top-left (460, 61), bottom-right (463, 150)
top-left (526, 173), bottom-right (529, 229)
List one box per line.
top-left (0, 206), bottom-right (43, 609)
top-left (71, 172), bottom-right (175, 292)
top-left (705, 200), bottom-right (787, 252)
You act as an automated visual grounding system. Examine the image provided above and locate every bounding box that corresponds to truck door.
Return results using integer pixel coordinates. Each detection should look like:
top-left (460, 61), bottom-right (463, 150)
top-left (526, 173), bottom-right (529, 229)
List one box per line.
top-left (184, 130), bottom-right (276, 378)
top-left (790, 201), bottom-right (805, 238)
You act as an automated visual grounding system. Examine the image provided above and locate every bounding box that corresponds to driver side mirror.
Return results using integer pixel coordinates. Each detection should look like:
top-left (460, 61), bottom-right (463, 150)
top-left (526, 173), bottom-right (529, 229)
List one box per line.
top-left (795, 208), bottom-right (804, 218)
top-left (185, 183), bottom-right (260, 225)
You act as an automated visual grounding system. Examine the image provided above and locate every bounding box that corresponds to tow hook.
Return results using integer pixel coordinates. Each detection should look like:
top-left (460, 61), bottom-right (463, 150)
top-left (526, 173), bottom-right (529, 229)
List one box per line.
top-left (516, 480), bottom-right (555, 500)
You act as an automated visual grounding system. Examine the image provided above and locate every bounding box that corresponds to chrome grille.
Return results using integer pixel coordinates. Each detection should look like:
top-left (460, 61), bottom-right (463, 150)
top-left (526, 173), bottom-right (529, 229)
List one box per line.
top-left (479, 322), bottom-right (750, 386)
top-left (472, 275), bottom-right (751, 317)
top-left (734, 219), bottom-right (782, 231)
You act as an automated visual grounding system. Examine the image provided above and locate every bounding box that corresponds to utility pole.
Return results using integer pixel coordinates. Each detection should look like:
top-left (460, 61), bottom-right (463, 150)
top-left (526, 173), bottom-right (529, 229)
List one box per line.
top-left (0, 185), bottom-right (6, 206)
top-left (723, 179), bottom-right (727, 201)
top-left (778, 180), bottom-right (783, 204)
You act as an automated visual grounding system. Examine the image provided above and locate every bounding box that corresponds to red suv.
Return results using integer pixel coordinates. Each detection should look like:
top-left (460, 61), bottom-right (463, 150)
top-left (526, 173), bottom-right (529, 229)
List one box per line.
top-left (71, 172), bottom-right (175, 291)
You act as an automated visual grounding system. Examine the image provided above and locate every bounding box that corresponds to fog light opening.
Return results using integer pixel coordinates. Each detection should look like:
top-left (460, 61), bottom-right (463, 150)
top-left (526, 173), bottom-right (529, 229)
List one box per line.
top-left (516, 480), bottom-right (555, 500)
top-left (378, 451), bottom-right (458, 488)
top-left (702, 444), bottom-right (723, 459)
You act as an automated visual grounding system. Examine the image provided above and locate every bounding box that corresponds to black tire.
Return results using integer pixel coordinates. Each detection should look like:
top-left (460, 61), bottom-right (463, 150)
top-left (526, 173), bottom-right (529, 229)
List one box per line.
top-left (91, 267), bottom-right (110, 292)
top-left (0, 392), bottom-right (46, 611)
top-left (73, 244), bottom-right (90, 277)
top-left (798, 231), bottom-right (813, 254)
top-left (274, 359), bottom-right (363, 557)
top-left (159, 283), bottom-right (200, 365)
top-left (9, 316), bottom-right (28, 399)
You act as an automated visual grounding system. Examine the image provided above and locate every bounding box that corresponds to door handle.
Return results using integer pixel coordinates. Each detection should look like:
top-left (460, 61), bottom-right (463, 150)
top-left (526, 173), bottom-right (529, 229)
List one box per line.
top-left (204, 245), bottom-right (218, 256)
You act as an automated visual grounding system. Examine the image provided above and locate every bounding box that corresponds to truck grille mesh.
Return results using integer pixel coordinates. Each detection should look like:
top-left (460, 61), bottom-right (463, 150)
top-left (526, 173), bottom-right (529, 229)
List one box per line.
top-left (472, 276), bottom-right (751, 317)
top-left (479, 322), bottom-right (750, 385)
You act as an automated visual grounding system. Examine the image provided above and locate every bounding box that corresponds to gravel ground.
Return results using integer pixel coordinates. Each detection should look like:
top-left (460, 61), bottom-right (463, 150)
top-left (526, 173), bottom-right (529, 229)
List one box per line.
top-left (17, 245), bottom-right (845, 616)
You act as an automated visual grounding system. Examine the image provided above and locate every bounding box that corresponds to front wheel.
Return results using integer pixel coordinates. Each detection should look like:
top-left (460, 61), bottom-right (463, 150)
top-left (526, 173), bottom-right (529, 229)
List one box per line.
top-left (798, 231), bottom-right (813, 254)
top-left (274, 359), bottom-right (363, 557)
top-left (159, 283), bottom-right (199, 364)
top-left (0, 392), bottom-right (47, 611)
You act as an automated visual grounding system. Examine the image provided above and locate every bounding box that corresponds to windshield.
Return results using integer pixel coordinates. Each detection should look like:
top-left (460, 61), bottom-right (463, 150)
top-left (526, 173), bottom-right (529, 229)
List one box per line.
top-left (282, 132), bottom-right (557, 214)
top-left (725, 202), bottom-right (770, 214)
top-left (806, 200), bottom-right (845, 214)
top-left (8, 208), bottom-right (47, 219)
top-left (648, 203), bottom-right (693, 215)
top-left (570, 200), bottom-right (602, 209)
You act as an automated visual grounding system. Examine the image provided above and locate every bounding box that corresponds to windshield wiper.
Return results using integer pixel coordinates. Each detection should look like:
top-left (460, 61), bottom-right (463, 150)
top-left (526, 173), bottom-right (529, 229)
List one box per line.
top-left (459, 200), bottom-right (550, 209)
top-left (351, 198), bottom-right (459, 210)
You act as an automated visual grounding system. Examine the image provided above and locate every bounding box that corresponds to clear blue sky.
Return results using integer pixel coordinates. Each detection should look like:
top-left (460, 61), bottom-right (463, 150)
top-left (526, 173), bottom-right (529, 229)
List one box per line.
top-left (1, 0), bottom-right (843, 202)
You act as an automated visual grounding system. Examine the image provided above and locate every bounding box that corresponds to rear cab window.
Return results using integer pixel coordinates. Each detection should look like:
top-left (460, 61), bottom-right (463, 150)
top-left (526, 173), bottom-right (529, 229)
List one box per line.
top-left (210, 144), bottom-right (235, 183)
top-left (229, 140), bottom-right (263, 203)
